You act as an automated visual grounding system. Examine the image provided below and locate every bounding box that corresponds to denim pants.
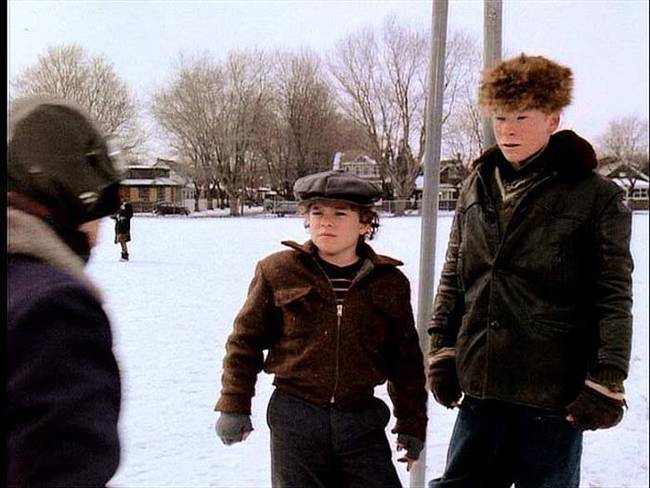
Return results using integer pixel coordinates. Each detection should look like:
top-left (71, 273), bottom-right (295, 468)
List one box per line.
top-left (429, 396), bottom-right (583, 488)
top-left (266, 389), bottom-right (402, 488)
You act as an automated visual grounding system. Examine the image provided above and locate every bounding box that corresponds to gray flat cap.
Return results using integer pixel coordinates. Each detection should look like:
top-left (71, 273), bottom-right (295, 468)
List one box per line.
top-left (294, 170), bottom-right (381, 207)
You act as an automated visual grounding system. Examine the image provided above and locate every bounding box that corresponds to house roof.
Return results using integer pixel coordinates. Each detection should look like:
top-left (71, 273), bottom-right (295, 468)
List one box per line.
top-left (121, 177), bottom-right (183, 186)
top-left (611, 178), bottom-right (649, 190)
top-left (597, 159), bottom-right (650, 182)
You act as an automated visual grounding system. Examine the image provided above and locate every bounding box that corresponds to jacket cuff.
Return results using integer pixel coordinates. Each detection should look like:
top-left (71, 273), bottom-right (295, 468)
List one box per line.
top-left (428, 333), bottom-right (448, 356)
top-left (391, 416), bottom-right (427, 443)
top-left (588, 365), bottom-right (626, 394)
top-left (214, 394), bottom-right (252, 414)
top-left (428, 347), bottom-right (456, 364)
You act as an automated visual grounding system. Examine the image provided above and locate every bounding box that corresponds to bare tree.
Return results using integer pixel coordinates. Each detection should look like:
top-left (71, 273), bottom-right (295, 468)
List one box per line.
top-left (10, 44), bottom-right (144, 158)
top-left (599, 115), bottom-right (649, 166)
top-left (260, 49), bottom-right (342, 198)
top-left (151, 54), bottom-right (223, 211)
top-left (329, 18), bottom-right (481, 212)
top-left (211, 49), bottom-right (274, 215)
top-left (598, 115), bottom-right (650, 196)
top-left (440, 34), bottom-right (484, 165)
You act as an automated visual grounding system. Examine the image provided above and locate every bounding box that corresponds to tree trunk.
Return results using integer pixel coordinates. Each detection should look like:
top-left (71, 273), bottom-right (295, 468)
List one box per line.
top-left (228, 192), bottom-right (241, 216)
top-left (392, 199), bottom-right (407, 216)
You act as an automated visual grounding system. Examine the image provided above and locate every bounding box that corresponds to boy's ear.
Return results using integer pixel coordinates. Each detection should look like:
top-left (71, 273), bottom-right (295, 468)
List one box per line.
top-left (548, 112), bottom-right (561, 133)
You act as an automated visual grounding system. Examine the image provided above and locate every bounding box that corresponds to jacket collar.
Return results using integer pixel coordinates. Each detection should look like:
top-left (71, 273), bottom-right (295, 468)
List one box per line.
top-left (281, 239), bottom-right (403, 267)
top-left (7, 208), bottom-right (102, 302)
top-left (472, 130), bottom-right (598, 177)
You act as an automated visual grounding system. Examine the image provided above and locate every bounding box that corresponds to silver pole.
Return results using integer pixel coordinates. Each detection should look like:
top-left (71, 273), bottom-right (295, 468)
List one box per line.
top-left (411, 0), bottom-right (448, 486)
top-left (481, 0), bottom-right (502, 148)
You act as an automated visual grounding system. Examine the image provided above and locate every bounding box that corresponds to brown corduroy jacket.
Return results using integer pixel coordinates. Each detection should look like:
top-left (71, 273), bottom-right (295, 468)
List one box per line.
top-left (215, 240), bottom-right (428, 441)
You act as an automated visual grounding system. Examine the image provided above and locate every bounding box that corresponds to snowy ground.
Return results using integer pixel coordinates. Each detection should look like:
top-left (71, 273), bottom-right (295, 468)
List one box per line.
top-left (86, 212), bottom-right (649, 488)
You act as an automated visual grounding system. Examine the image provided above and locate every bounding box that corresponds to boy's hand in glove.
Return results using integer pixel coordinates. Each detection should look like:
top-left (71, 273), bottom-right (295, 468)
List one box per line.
top-left (215, 413), bottom-right (253, 445)
top-left (427, 348), bottom-right (462, 408)
top-left (566, 382), bottom-right (626, 431)
top-left (396, 434), bottom-right (424, 472)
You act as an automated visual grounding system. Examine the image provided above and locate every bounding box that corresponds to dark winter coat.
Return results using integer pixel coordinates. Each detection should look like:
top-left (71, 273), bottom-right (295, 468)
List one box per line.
top-left (112, 203), bottom-right (133, 242)
top-left (429, 130), bottom-right (633, 410)
top-left (216, 240), bottom-right (428, 441)
top-left (7, 208), bottom-right (121, 487)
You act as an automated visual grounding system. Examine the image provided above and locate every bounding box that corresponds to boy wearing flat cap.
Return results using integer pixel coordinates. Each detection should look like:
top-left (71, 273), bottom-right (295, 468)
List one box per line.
top-left (215, 170), bottom-right (427, 487)
top-left (427, 54), bottom-right (633, 487)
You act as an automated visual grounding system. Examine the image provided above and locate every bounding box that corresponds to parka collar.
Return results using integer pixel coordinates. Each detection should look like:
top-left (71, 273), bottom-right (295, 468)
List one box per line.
top-left (472, 130), bottom-right (598, 177)
top-left (281, 239), bottom-right (403, 267)
top-left (7, 208), bottom-right (103, 302)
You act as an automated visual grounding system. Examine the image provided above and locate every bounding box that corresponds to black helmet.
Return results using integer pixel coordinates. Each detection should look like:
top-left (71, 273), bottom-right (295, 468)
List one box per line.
top-left (7, 96), bottom-right (125, 225)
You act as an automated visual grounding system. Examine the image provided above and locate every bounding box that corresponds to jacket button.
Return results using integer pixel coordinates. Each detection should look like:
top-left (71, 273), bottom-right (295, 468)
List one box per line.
top-left (489, 320), bottom-right (500, 329)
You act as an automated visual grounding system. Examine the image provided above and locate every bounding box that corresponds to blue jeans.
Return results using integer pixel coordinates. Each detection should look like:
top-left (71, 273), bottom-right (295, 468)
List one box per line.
top-left (429, 396), bottom-right (582, 488)
top-left (267, 389), bottom-right (402, 488)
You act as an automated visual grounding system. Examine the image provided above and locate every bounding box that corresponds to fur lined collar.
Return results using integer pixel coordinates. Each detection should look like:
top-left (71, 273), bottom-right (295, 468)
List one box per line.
top-left (473, 130), bottom-right (598, 174)
top-left (7, 208), bottom-right (102, 301)
top-left (281, 239), bottom-right (403, 267)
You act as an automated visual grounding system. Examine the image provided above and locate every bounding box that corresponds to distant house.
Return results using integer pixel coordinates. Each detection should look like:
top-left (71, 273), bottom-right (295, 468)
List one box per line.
top-left (119, 159), bottom-right (194, 213)
top-left (333, 151), bottom-right (384, 188)
top-left (413, 159), bottom-right (469, 211)
top-left (597, 157), bottom-right (649, 211)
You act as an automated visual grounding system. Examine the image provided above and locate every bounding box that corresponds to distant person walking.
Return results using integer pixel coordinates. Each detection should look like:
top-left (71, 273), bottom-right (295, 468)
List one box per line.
top-left (7, 96), bottom-right (123, 486)
top-left (214, 170), bottom-right (427, 487)
top-left (112, 200), bottom-right (133, 261)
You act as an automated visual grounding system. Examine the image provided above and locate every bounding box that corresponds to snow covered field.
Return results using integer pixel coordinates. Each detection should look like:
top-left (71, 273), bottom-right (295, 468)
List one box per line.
top-left (86, 212), bottom-right (649, 488)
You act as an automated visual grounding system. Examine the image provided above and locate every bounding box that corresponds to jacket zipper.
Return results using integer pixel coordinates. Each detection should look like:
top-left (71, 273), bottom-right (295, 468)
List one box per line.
top-left (311, 257), bottom-right (374, 405)
top-left (330, 303), bottom-right (343, 403)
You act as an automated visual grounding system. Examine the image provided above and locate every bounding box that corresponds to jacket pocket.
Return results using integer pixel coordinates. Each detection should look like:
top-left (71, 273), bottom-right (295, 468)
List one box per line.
top-left (369, 289), bottom-right (405, 341)
top-left (530, 316), bottom-right (582, 338)
top-left (273, 286), bottom-right (313, 337)
top-left (458, 313), bottom-right (485, 337)
top-left (273, 286), bottom-right (312, 307)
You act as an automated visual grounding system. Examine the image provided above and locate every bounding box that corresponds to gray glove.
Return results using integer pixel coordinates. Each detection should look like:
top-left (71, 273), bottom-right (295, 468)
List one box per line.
top-left (215, 413), bottom-right (253, 445)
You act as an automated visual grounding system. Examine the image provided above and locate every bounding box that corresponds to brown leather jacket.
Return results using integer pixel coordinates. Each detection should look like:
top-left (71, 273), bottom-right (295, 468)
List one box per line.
top-left (216, 240), bottom-right (427, 440)
top-left (429, 131), bottom-right (634, 410)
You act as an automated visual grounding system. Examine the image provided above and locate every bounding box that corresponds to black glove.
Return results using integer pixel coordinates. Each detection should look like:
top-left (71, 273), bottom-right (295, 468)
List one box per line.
top-left (215, 413), bottom-right (253, 445)
top-left (565, 384), bottom-right (626, 431)
top-left (396, 433), bottom-right (424, 461)
top-left (396, 433), bottom-right (424, 472)
top-left (427, 349), bottom-right (462, 408)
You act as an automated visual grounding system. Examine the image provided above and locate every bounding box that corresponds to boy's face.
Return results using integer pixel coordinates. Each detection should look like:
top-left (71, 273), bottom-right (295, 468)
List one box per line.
top-left (308, 201), bottom-right (370, 264)
top-left (492, 110), bottom-right (560, 166)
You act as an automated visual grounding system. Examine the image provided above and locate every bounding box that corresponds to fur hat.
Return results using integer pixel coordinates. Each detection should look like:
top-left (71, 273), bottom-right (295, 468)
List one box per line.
top-left (478, 54), bottom-right (573, 114)
top-left (294, 170), bottom-right (381, 208)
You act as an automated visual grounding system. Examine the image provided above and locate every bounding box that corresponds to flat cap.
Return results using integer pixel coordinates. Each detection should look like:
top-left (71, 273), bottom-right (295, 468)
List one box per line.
top-left (294, 170), bottom-right (381, 208)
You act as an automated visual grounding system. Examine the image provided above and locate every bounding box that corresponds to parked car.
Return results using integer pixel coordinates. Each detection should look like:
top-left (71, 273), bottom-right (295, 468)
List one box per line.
top-left (153, 202), bottom-right (190, 216)
top-left (263, 199), bottom-right (298, 217)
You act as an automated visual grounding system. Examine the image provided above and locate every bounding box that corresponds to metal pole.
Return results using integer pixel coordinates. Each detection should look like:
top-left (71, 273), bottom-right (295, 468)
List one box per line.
top-left (482, 0), bottom-right (502, 148)
top-left (411, 0), bottom-right (448, 486)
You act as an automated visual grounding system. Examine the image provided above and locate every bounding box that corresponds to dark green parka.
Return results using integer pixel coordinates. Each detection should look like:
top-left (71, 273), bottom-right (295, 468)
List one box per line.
top-left (429, 130), bottom-right (633, 410)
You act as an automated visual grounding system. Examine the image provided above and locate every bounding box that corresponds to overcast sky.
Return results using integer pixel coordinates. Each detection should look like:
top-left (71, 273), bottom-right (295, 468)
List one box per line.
top-left (8, 0), bottom-right (649, 152)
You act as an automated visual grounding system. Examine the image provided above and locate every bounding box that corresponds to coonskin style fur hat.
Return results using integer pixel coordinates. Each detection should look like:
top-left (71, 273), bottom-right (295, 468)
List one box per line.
top-left (479, 54), bottom-right (573, 114)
